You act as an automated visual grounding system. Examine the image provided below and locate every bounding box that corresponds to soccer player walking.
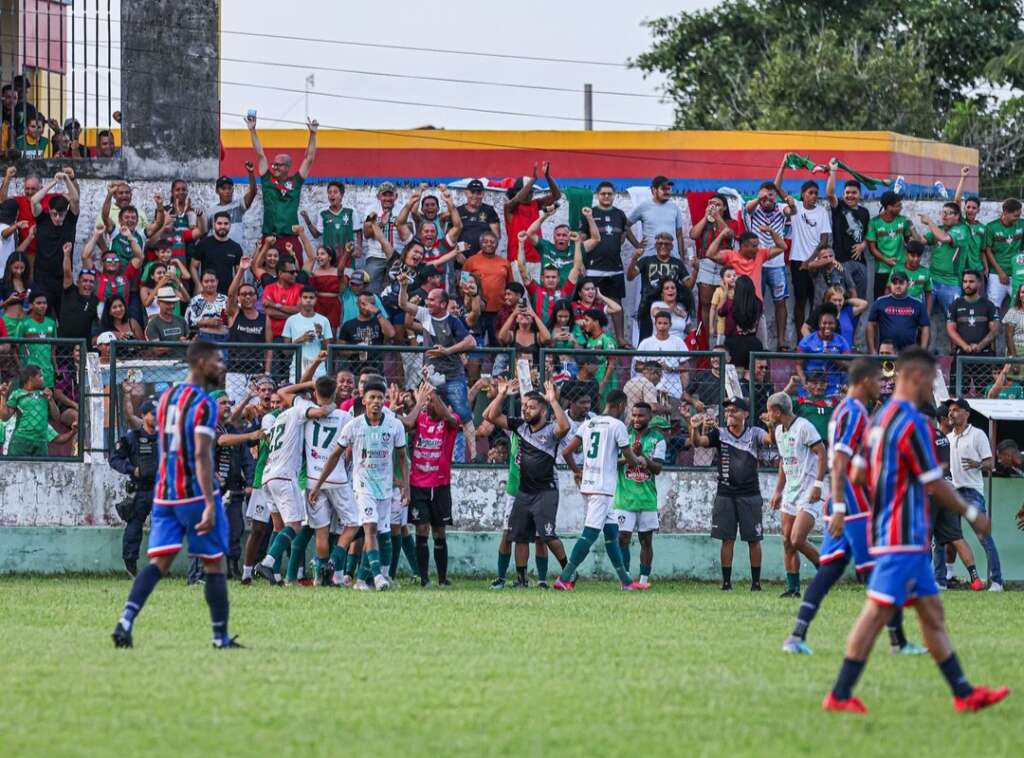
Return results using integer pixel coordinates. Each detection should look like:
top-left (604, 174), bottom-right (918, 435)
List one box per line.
top-left (783, 359), bottom-right (924, 656)
top-left (112, 341), bottom-right (241, 649)
top-left (824, 347), bottom-right (1008, 714)
top-left (766, 392), bottom-right (826, 597)
top-left (556, 390), bottom-right (647, 591)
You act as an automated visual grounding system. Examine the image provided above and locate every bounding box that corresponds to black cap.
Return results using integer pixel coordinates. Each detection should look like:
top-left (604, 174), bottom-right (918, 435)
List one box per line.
top-left (651, 175), bottom-right (673, 189)
top-left (951, 397), bottom-right (972, 411)
top-left (936, 402), bottom-right (950, 419)
top-left (889, 270), bottom-right (909, 283)
top-left (215, 176), bottom-right (234, 188)
top-left (466, 179), bottom-right (485, 192)
top-left (723, 396), bottom-right (749, 412)
top-left (138, 398), bottom-right (157, 415)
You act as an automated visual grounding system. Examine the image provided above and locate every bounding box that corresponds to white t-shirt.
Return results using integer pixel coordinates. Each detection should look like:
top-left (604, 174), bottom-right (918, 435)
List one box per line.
top-left (789, 202), bottom-right (832, 263)
top-left (263, 396), bottom-right (314, 482)
top-left (573, 414), bottom-right (630, 496)
top-left (947, 424), bottom-right (991, 494)
top-left (635, 334), bottom-right (688, 399)
top-left (338, 413), bottom-right (406, 499)
top-left (649, 301), bottom-right (689, 340)
top-left (362, 203), bottom-right (404, 260)
top-left (0, 223), bottom-right (16, 273)
top-left (282, 311), bottom-right (332, 380)
top-left (305, 408), bottom-right (353, 487)
top-left (775, 416), bottom-right (822, 506)
top-left (626, 199), bottom-right (685, 258)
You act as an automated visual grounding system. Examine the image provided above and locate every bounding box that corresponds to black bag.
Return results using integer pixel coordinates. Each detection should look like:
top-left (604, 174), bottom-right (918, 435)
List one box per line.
top-left (114, 494), bottom-right (135, 523)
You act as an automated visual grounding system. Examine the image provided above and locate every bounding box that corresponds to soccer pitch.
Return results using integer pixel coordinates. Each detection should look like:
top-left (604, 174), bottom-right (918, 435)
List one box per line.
top-left (1, 576), bottom-right (1018, 757)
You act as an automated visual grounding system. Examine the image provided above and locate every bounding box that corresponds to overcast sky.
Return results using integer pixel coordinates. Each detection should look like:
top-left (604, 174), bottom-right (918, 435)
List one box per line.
top-left (219, 0), bottom-right (715, 132)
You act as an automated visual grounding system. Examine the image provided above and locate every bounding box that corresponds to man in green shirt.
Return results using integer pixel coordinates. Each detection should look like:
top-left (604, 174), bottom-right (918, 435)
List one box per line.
top-left (247, 113), bottom-right (318, 266)
top-left (525, 205), bottom-right (595, 286)
top-left (1, 365), bottom-right (60, 456)
top-left (613, 402), bottom-right (666, 589)
top-left (785, 371), bottom-right (839, 442)
top-left (866, 191), bottom-right (919, 302)
top-left (888, 241), bottom-right (932, 312)
top-left (983, 198), bottom-right (1024, 310)
top-left (301, 180), bottom-right (358, 256)
top-left (952, 168), bottom-right (988, 274)
top-left (15, 292), bottom-right (57, 386)
top-left (922, 205), bottom-right (970, 317)
top-left (581, 308), bottom-right (619, 404)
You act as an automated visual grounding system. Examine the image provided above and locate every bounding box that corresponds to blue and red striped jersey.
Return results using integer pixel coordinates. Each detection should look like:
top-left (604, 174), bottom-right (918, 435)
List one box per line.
top-left (865, 399), bottom-right (943, 554)
top-left (826, 396), bottom-right (870, 518)
top-left (154, 383), bottom-right (219, 505)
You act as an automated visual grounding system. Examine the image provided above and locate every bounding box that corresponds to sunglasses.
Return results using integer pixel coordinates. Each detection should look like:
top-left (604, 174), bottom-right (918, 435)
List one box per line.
top-left (281, 268), bottom-right (298, 274)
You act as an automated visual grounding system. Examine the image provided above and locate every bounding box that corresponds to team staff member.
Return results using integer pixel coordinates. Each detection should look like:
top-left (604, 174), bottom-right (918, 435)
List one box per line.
top-left (690, 397), bottom-right (768, 591)
top-left (110, 398), bottom-right (159, 578)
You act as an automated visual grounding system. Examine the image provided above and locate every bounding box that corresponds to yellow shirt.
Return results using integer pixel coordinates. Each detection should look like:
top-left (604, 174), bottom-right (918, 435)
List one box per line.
top-left (710, 286), bottom-right (731, 337)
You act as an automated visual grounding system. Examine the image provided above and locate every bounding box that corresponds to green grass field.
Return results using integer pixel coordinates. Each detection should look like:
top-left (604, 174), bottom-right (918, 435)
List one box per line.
top-left (1, 575), bottom-right (1019, 757)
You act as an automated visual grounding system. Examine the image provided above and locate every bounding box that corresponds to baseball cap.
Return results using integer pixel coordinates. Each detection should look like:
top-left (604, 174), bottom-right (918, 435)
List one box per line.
top-left (378, 181), bottom-right (397, 194)
top-left (951, 397), bottom-right (972, 411)
top-left (348, 269), bottom-right (370, 285)
top-left (156, 286), bottom-right (178, 302)
top-left (215, 175), bottom-right (234, 188)
top-left (651, 175), bottom-right (673, 189)
top-left (889, 270), bottom-right (909, 283)
top-left (936, 402), bottom-right (950, 420)
top-left (138, 399), bottom-right (157, 415)
top-left (723, 396), bottom-right (749, 412)
top-left (209, 389), bottom-right (228, 401)
top-left (466, 179), bottom-right (485, 192)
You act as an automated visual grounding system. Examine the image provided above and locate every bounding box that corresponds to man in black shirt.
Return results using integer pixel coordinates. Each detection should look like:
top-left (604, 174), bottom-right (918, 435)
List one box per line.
top-left (456, 179), bottom-right (501, 256)
top-left (627, 231), bottom-right (691, 341)
top-left (31, 172), bottom-right (79, 316)
top-left (825, 159), bottom-right (870, 298)
top-left (338, 292), bottom-right (396, 375)
top-left (690, 397), bottom-right (769, 591)
top-left (58, 241), bottom-right (98, 339)
top-left (946, 270), bottom-right (999, 395)
top-left (190, 211), bottom-right (243, 294)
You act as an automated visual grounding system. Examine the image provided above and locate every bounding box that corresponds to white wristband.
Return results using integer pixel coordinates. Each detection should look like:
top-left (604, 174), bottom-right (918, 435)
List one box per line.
top-left (965, 505), bottom-right (979, 524)
top-left (831, 502), bottom-right (847, 514)
top-left (813, 480), bottom-right (824, 490)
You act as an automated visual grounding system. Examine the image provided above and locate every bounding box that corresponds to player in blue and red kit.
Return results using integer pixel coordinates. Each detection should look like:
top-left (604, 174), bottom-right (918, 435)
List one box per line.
top-left (783, 358), bottom-right (924, 655)
top-left (824, 347), bottom-right (1008, 714)
top-left (112, 340), bottom-right (242, 649)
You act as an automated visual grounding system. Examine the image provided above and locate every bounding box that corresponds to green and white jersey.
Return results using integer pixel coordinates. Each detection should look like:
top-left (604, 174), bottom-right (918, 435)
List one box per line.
top-left (506, 434), bottom-right (520, 497)
top-left (573, 414), bottom-right (629, 496)
top-left (338, 413), bottom-right (406, 499)
top-left (262, 397), bottom-right (314, 483)
top-left (775, 417), bottom-right (822, 507)
top-left (251, 409), bottom-right (280, 489)
top-left (320, 207), bottom-right (357, 250)
top-left (6, 388), bottom-right (50, 443)
top-left (925, 224), bottom-right (969, 286)
top-left (984, 217), bottom-right (1024, 272)
top-left (866, 214), bottom-right (912, 273)
top-left (305, 408), bottom-right (353, 487)
top-left (963, 220), bottom-right (987, 273)
top-left (614, 429), bottom-right (665, 512)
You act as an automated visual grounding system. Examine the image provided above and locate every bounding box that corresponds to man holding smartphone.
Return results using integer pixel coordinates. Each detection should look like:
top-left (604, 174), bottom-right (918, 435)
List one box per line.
top-left (282, 285), bottom-right (332, 380)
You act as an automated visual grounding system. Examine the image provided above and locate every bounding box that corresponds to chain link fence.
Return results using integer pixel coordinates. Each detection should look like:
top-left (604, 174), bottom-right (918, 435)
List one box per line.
top-left (954, 355), bottom-right (1024, 399)
top-left (0, 337), bottom-right (87, 461)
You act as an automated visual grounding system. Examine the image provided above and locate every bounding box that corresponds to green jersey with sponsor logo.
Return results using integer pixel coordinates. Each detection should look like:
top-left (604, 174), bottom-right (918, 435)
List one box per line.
top-left (613, 429), bottom-right (666, 512)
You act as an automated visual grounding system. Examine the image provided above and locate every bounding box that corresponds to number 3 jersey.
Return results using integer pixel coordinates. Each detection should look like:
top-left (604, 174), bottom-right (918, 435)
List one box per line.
top-left (262, 396), bottom-right (314, 485)
top-left (154, 383), bottom-right (219, 504)
top-left (572, 414), bottom-right (629, 496)
top-left (304, 408), bottom-right (353, 488)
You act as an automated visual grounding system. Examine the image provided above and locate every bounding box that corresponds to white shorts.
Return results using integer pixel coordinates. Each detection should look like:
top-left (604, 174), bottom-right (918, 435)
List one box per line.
top-left (696, 257), bottom-right (722, 286)
top-left (390, 487), bottom-right (408, 528)
top-left (245, 487), bottom-right (274, 524)
top-left (502, 494), bottom-right (515, 531)
top-left (612, 509), bottom-right (660, 533)
top-left (781, 497), bottom-right (822, 521)
top-left (265, 478), bottom-right (305, 524)
top-left (354, 489), bottom-right (390, 527)
top-left (583, 493), bottom-right (616, 530)
top-left (987, 273), bottom-right (1011, 309)
top-left (309, 484), bottom-right (358, 530)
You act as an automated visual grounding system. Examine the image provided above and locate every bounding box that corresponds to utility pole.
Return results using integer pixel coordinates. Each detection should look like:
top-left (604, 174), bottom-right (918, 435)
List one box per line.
top-left (584, 83), bottom-right (593, 130)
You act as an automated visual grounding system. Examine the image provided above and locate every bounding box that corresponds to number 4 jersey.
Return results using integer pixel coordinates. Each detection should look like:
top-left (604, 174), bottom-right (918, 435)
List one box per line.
top-left (573, 414), bottom-right (629, 496)
top-left (154, 383), bottom-right (219, 504)
top-left (304, 408), bottom-right (353, 488)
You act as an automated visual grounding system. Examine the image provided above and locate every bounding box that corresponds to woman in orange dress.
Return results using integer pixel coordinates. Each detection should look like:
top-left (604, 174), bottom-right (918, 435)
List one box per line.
top-left (301, 234), bottom-right (343, 333)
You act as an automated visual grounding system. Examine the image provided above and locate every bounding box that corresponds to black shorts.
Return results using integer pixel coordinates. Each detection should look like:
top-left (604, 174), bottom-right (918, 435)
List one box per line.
top-left (509, 489), bottom-right (559, 543)
top-left (594, 274), bottom-right (626, 302)
top-left (409, 485), bottom-right (453, 528)
top-left (873, 271), bottom-right (891, 302)
top-left (789, 261), bottom-right (814, 301)
top-left (711, 494), bottom-right (763, 543)
top-left (931, 502), bottom-right (963, 545)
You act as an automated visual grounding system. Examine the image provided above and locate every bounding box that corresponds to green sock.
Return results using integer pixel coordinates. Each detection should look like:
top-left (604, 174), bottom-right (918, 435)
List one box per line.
top-left (560, 527), bottom-right (600, 582)
top-left (286, 526), bottom-right (314, 581)
top-left (266, 526), bottom-right (295, 566)
top-left (402, 534), bottom-right (418, 573)
top-left (621, 542), bottom-right (631, 573)
top-left (639, 563), bottom-right (652, 578)
top-left (602, 524), bottom-right (631, 584)
top-left (497, 550), bottom-right (511, 579)
top-left (367, 549), bottom-right (382, 578)
top-left (535, 554), bottom-right (548, 582)
top-left (345, 551), bottom-right (360, 576)
top-left (358, 551), bottom-right (372, 582)
top-left (378, 532), bottom-right (393, 576)
top-left (330, 545), bottom-right (347, 570)
top-left (787, 572), bottom-right (800, 593)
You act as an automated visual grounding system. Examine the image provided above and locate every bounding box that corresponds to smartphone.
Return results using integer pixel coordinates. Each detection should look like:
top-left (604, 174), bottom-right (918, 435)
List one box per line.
top-left (247, 109), bottom-right (257, 119)
top-left (460, 271), bottom-right (472, 285)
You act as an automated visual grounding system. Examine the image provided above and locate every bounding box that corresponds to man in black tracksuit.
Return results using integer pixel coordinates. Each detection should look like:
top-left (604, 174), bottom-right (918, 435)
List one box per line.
top-left (109, 399), bottom-right (158, 578)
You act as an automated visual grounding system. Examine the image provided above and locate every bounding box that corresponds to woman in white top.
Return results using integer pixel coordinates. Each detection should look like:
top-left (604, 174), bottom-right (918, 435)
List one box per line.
top-left (185, 270), bottom-right (229, 340)
top-left (648, 278), bottom-right (691, 341)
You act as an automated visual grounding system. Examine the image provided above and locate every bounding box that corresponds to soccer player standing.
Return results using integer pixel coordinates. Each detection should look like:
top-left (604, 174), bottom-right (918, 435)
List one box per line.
top-left (783, 359), bottom-right (923, 656)
top-left (556, 390), bottom-right (646, 590)
top-left (112, 341), bottom-right (240, 649)
top-left (824, 347), bottom-right (1009, 714)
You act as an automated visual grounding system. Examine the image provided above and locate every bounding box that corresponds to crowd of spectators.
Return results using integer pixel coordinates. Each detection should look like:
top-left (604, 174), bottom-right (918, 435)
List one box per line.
top-left (1, 118), bottom-right (1024, 465)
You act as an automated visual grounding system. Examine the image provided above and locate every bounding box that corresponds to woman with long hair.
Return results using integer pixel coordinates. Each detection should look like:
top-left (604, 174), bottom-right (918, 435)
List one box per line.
top-left (301, 240), bottom-right (342, 332)
top-left (185, 270), bottom-right (230, 342)
top-left (1003, 282), bottom-right (1024, 379)
top-left (140, 262), bottom-right (188, 319)
top-left (691, 192), bottom-right (744, 339)
top-left (96, 294), bottom-right (144, 342)
top-left (722, 274), bottom-right (763, 377)
top-left (570, 276), bottom-right (622, 332)
top-left (498, 299), bottom-right (552, 366)
top-left (1, 251), bottom-right (34, 324)
top-left (648, 278), bottom-right (692, 340)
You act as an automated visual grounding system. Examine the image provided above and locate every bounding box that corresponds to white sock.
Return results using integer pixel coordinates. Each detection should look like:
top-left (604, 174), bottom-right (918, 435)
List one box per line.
top-left (242, 566), bottom-right (253, 580)
top-left (639, 574), bottom-right (649, 584)
top-left (382, 566), bottom-right (391, 579)
top-left (260, 555), bottom-right (274, 568)
top-left (946, 562), bottom-right (955, 580)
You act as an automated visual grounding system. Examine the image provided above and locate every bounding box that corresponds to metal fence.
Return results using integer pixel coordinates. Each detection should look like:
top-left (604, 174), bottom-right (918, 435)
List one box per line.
top-left (954, 355), bottom-right (1024, 399)
top-left (0, 337), bottom-right (87, 461)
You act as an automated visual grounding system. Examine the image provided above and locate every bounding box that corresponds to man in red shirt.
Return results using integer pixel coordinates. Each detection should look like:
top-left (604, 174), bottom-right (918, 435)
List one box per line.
top-left (705, 226), bottom-right (786, 301)
top-left (262, 255), bottom-right (303, 383)
top-left (504, 161), bottom-right (561, 276)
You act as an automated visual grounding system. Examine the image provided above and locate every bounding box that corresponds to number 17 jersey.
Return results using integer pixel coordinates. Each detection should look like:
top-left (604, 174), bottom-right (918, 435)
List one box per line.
top-left (574, 414), bottom-right (629, 496)
top-left (305, 408), bottom-right (353, 488)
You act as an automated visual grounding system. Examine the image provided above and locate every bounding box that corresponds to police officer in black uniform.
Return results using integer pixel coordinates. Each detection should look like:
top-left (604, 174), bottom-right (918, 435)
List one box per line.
top-left (109, 398), bottom-right (158, 577)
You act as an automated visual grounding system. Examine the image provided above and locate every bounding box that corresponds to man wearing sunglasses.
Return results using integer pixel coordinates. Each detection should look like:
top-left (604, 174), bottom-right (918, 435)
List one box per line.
top-left (262, 256), bottom-right (304, 383)
top-left (31, 171), bottom-right (80, 317)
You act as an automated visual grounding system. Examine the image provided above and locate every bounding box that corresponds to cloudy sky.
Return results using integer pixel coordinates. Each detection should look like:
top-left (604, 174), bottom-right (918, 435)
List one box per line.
top-left (218, 0), bottom-right (715, 132)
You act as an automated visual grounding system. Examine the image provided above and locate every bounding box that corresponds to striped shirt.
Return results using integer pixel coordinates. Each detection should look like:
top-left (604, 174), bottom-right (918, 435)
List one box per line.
top-left (865, 399), bottom-right (943, 554)
top-left (827, 396), bottom-right (870, 518)
top-left (154, 383), bottom-right (219, 504)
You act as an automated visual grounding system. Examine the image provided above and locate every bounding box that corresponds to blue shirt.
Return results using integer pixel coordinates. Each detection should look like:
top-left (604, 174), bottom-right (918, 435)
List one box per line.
top-left (154, 383), bottom-right (219, 505)
top-left (867, 294), bottom-right (930, 349)
top-left (827, 396), bottom-right (870, 518)
top-left (798, 331), bottom-right (851, 395)
top-left (838, 304), bottom-right (858, 347)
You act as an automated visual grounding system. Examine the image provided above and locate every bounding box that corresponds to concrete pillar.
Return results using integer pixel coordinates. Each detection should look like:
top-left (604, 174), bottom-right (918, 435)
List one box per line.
top-left (120, 0), bottom-right (219, 180)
